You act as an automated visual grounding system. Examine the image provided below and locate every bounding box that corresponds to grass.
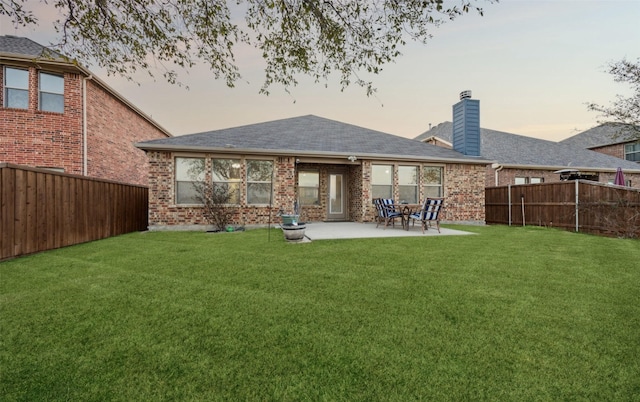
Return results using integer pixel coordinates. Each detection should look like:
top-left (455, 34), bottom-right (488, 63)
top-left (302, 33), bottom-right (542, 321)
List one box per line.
top-left (1, 225), bottom-right (639, 401)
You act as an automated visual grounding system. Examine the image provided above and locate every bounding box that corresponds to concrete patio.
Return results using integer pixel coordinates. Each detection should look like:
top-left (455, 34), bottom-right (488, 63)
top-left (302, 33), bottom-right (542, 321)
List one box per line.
top-left (293, 221), bottom-right (475, 241)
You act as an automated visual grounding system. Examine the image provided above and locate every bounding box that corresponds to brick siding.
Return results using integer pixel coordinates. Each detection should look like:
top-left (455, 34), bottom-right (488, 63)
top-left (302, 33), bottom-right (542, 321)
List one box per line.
top-left (486, 167), bottom-right (640, 189)
top-left (146, 151), bottom-right (486, 229)
top-left (591, 143), bottom-right (626, 160)
top-left (1, 67), bottom-right (83, 174)
top-left (1, 64), bottom-right (169, 186)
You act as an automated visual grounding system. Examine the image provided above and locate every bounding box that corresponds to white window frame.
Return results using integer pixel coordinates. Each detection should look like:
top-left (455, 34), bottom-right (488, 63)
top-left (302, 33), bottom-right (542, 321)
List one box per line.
top-left (212, 158), bottom-right (242, 205)
top-left (423, 166), bottom-right (444, 198)
top-left (372, 164), bottom-right (393, 199)
top-left (514, 177), bottom-right (529, 185)
top-left (175, 157), bottom-right (205, 205)
top-left (38, 71), bottom-right (64, 113)
top-left (398, 165), bottom-right (418, 203)
top-left (4, 66), bottom-right (29, 109)
top-left (625, 142), bottom-right (640, 163)
top-left (246, 159), bottom-right (273, 205)
top-left (298, 170), bottom-right (320, 206)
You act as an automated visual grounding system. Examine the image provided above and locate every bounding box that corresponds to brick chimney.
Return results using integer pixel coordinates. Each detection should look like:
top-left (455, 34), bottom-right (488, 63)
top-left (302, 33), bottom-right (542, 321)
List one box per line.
top-left (452, 90), bottom-right (481, 156)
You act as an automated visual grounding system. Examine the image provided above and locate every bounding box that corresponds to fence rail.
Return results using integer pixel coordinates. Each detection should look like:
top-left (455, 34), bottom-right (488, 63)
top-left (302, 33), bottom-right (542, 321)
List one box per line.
top-left (1, 163), bottom-right (148, 261)
top-left (486, 180), bottom-right (640, 237)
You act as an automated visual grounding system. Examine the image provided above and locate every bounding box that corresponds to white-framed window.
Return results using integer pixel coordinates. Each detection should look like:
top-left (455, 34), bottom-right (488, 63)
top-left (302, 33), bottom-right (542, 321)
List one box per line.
top-left (514, 177), bottom-right (528, 185)
top-left (4, 67), bottom-right (29, 109)
top-left (398, 165), bottom-right (418, 203)
top-left (246, 160), bottom-right (273, 204)
top-left (298, 170), bottom-right (320, 205)
top-left (625, 142), bottom-right (640, 163)
top-left (39, 72), bottom-right (64, 113)
top-left (175, 157), bottom-right (205, 204)
top-left (423, 166), bottom-right (443, 198)
top-left (530, 177), bottom-right (544, 184)
top-left (372, 164), bottom-right (393, 199)
top-left (212, 159), bottom-right (242, 204)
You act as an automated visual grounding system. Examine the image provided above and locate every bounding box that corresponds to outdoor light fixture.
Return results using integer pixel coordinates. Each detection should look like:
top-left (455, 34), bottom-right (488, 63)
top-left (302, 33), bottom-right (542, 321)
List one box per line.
top-left (347, 155), bottom-right (357, 162)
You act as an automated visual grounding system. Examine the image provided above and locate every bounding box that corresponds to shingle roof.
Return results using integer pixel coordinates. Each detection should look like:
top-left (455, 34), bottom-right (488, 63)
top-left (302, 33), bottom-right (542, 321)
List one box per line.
top-left (0, 35), bottom-right (65, 60)
top-left (415, 121), bottom-right (640, 171)
top-left (136, 115), bottom-right (489, 163)
top-left (559, 123), bottom-right (639, 148)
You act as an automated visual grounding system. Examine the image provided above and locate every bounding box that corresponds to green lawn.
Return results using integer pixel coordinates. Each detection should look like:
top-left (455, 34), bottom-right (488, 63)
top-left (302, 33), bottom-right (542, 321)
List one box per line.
top-left (1, 225), bottom-right (639, 401)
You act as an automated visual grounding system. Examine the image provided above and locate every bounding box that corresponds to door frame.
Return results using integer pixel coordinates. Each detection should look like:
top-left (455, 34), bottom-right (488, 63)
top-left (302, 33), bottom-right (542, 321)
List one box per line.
top-left (326, 170), bottom-right (348, 221)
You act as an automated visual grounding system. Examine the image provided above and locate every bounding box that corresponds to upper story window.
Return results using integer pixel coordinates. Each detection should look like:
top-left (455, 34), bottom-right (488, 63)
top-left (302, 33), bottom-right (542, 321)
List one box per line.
top-left (39, 72), bottom-right (64, 113)
top-left (423, 166), bottom-right (443, 197)
top-left (372, 164), bottom-right (393, 199)
top-left (246, 160), bottom-right (273, 204)
top-left (514, 177), bottom-right (528, 185)
top-left (298, 171), bottom-right (320, 206)
top-left (625, 142), bottom-right (640, 163)
top-left (175, 157), bottom-right (205, 205)
top-left (3, 67), bottom-right (29, 109)
top-left (212, 159), bottom-right (242, 204)
top-left (398, 165), bottom-right (418, 203)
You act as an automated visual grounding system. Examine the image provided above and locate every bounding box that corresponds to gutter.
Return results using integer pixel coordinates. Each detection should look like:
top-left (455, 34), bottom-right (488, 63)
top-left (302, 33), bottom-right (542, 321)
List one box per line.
top-left (491, 163), bottom-right (503, 186)
top-left (82, 74), bottom-right (92, 176)
top-left (133, 143), bottom-right (494, 165)
top-left (493, 163), bottom-right (640, 174)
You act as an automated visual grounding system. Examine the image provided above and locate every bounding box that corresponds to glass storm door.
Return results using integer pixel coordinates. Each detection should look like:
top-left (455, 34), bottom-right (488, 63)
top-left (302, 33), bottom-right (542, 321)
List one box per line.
top-left (327, 172), bottom-right (346, 220)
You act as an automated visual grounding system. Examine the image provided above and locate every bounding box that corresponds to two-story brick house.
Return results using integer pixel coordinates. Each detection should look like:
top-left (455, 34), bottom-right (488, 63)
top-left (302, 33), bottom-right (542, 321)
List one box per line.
top-left (1, 35), bottom-right (171, 186)
top-left (560, 123), bottom-right (640, 165)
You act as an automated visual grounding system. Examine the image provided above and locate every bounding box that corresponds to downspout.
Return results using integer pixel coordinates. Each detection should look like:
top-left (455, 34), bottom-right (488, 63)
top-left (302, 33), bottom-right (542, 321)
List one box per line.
top-left (491, 163), bottom-right (503, 186)
top-left (82, 74), bottom-right (93, 176)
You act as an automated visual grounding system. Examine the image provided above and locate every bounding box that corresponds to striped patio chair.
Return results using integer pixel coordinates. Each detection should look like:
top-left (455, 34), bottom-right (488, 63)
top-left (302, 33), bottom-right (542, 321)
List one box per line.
top-left (408, 197), bottom-right (444, 233)
top-left (373, 198), bottom-right (403, 229)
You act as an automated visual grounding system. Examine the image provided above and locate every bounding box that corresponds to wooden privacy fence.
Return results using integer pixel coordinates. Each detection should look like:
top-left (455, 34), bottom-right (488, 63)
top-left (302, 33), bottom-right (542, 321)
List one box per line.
top-left (485, 180), bottom-right (640, 238)
top-left (1, 163), bottom-right (148, 261)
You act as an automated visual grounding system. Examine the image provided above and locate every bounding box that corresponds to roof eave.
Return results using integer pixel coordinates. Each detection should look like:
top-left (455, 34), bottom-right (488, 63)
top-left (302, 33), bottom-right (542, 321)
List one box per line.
top-left (497, 163), bottom-right (640, 174)
top-left (134, 143), bottom-right (492, 165)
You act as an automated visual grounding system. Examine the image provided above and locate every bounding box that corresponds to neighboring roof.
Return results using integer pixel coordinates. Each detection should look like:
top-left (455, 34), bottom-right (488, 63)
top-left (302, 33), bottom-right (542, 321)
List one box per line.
top-left (415, 121), bottom-right (640, 172)
top-left (0, 35), bottom-right (65, 60)
top-left (136, 115), bottom-right (490, 164)
top-left (0, 35), bottom-right (172, 138)
top-left (559, 123), bottom-right (639, 148)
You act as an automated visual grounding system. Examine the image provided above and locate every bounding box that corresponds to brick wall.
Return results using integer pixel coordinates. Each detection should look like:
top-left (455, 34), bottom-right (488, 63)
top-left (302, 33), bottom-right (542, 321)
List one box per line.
top-left (1, 64), bottom-right (169, 186)
top-left (591, 143), bottom-right (626, 160)
top-left (85, 80), bottom-right (169, 186)
top-left (146, 151), bottom-right (487, 229)
top-left (444, 163), bottom-right (486, 222)
top-left (486, 167), bottom-right (640, 189)
top-left (486, 168), bottom-right (559, 187)
top-left (0, 66), bottom-right (83, 174)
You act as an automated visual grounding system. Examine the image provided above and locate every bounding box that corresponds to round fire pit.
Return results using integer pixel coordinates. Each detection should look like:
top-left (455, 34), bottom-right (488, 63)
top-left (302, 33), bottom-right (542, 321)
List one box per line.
top-left (281, 223), bottom-right (307, 242)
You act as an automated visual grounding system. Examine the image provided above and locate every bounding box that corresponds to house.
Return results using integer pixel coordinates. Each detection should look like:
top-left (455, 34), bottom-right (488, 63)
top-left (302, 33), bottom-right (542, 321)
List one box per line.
top-left (415, 94), bottom-right (640, 189)
top-left (560, 123), bottom-right (640, 164)
top-left (0, 35), bottom-right (172, 186)
top-left (135, 115), bottom-right (490, 230)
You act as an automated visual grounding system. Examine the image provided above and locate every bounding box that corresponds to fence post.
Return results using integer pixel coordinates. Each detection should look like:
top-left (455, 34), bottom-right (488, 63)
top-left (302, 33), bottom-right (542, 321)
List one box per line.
top-left (575, 180), bottom-right (579, 232)
top-left (508, 184), bottom-right (512, 226)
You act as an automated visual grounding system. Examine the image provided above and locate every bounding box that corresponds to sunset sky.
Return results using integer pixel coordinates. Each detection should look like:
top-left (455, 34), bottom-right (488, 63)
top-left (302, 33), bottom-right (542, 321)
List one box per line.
top-left (2, 0), bottom-right (639, 140)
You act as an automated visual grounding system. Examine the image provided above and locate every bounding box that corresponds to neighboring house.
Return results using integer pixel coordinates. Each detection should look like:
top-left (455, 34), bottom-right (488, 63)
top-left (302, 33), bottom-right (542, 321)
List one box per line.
top-left (0, 35), bottom-right (172, 186)
top-left (560, 123), bottom-right (640, 164)
top-left (135, 115), bottom-right (490, 229)
top-left (415, 95), bottom-right (640, 189)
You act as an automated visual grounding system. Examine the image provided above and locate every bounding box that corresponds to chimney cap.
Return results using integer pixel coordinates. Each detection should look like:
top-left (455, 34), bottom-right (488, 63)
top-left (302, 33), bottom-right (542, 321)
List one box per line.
top-left (460, 90), bottom-right (472, 100)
